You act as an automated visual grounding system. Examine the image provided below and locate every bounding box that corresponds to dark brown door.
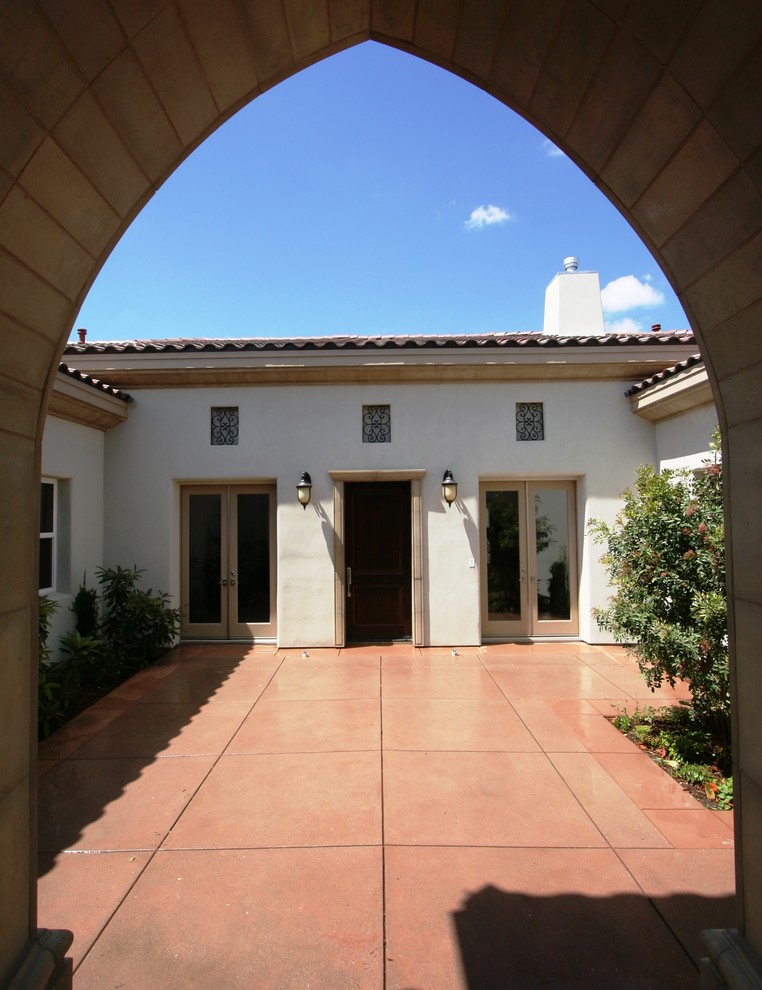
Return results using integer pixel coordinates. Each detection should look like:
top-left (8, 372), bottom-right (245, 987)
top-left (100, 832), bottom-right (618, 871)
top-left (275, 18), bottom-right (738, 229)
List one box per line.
top-left (345, 481), bottom-right (412, 641)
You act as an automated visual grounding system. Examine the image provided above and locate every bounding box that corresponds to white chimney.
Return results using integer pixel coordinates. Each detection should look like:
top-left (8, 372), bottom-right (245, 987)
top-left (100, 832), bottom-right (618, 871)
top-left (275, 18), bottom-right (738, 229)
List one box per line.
top-left (543, 258), bottom-right (605, 336)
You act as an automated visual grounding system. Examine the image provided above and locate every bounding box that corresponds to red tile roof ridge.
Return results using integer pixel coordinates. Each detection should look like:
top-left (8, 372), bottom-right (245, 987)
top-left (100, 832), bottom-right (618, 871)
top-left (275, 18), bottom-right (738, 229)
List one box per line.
top-left (626, 353), bottom-right (704, 395)
top-left (64, 330), bottom-right (695, 354)
top-left (57, 362), bottom-right (132, 400)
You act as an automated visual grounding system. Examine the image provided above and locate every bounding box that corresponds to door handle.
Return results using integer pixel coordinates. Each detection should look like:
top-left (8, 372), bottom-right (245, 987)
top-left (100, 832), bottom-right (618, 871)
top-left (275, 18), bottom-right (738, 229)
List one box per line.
top-left (220, 578), bottom-right (228, 586)
top-left (230, 571), bottom-right (236, 587)
top-left (346, 567), bottom-right (352, 598)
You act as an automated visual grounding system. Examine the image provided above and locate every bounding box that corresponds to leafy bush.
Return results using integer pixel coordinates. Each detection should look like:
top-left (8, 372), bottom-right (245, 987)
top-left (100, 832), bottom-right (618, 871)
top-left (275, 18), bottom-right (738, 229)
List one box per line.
top-left (70, 573), bottom-right (99, 636)
top-left (58, 630), bottom-right (107, 691)
top-left (38, 665), bottom-right (64, 738)
top-left (38, 596), bottom-right (58, 664)
top-left (37, 568), bottom-right (181, 738)
top-left (38, 597), bottom-right (63, 736)
top-left (712, 776), bottom-right (734, 810)
top-left (97, 565), bottom-right (181, 672)
top-left (590, 431), bottom-right (728, 742)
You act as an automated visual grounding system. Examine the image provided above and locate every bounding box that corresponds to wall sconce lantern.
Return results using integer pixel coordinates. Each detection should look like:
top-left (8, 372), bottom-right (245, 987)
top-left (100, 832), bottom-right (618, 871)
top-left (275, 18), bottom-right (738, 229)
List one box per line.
top-left (442, 469), bottom-right (458, 508)
top-left (296, 471), bottom-right (312, 509)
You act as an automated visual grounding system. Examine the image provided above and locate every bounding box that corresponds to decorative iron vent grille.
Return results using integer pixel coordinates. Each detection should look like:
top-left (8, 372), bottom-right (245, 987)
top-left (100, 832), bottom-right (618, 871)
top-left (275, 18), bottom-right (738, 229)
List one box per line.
top-left (362, 404), bottom-right (391, 443)
top-left (516, 402), bottom-right (544, 441)
top-left (211, 406), bottom-right (239, 445)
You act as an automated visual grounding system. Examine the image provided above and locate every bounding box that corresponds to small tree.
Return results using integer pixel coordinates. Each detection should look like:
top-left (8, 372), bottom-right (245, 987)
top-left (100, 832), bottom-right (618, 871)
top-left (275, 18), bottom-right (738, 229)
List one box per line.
top-left (589, 431), bottom-right (728, 741)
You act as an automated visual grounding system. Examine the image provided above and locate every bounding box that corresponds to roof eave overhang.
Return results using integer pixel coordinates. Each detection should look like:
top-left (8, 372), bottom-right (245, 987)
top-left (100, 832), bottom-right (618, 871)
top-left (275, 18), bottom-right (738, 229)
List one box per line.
top-left (48, 373), bottom-right (130, 430)
top-left (62, 342), bottom-right (700, 389)
top-left (629, 364), bottom-right (715, 422)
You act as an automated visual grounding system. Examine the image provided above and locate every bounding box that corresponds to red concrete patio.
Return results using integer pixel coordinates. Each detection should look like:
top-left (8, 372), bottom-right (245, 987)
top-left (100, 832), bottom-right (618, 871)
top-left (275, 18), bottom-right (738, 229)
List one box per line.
top-left (37, 643), bottom-right (735, 988)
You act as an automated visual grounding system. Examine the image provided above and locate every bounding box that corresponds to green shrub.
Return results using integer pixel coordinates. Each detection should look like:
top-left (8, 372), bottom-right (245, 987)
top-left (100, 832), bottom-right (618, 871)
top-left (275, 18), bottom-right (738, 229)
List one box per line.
top-left (633, 724), bottom-right (653, 746)
top-left (58, 630), bottom-right (107, 689)
top-left (714, 776), bottom-right (734, 810)
top-left (70, 574), bottom-right (99, 637)
top-left (37, 567), bottom-right (181, 738)
top-left (97, 565), bottom-right (181, 672)
top-left (679, 763), bottom-right (713, 786)
top-left (38, 664), bottom-right (65, 738)
top-left (38, 596), bottom-right (63, 737)
top-left (590, 431), bottom-right (728, 743)
top-left (38, 596), bottom-right (59, 665)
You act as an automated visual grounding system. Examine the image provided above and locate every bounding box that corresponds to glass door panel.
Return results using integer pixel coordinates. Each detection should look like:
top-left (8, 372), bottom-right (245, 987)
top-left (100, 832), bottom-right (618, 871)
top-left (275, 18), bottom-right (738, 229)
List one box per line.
top-left (187, 492), bottom-right (224, 626)
top-left (529, 483), bottom-right (576, 634)
top-left (230, 488), bottom-right (276, 638)
top-left (480, 485), bottom-right (529, 637)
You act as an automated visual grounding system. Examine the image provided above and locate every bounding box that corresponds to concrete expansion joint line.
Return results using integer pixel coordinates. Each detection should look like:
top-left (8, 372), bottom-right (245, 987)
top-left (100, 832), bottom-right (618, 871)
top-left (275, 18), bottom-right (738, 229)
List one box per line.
top-left (379, 660), bottom-right (389, 989)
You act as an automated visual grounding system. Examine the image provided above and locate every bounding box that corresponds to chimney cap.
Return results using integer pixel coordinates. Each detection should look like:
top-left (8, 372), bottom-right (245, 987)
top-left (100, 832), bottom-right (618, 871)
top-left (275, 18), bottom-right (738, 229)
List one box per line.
top-left (76, 327), bottom-right (87, 343)
top-left (563, 256), bottom-right (579, 273)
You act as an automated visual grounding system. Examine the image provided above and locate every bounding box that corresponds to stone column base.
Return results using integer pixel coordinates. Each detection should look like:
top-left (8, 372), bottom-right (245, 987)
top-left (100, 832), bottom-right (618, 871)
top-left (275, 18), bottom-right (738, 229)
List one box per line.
top-left (6, 930), bottom-right (73, 990)
top-left (701, 930), bottom-right (762, 989)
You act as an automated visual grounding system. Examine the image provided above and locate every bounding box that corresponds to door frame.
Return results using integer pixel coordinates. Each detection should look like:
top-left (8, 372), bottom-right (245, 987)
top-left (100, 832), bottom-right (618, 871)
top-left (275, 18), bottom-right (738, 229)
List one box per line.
top-left (330, 470), bottom-right (425, 647)
top-left (180, 483), bottom-right (277, 640)
top-left (479, 479), bottom-right (579, 640)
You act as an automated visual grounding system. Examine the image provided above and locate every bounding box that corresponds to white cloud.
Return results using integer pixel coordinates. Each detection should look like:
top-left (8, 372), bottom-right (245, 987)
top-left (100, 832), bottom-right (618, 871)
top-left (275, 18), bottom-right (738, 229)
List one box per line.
top-left (605, 317), bottom-right (644, 335)
top-left (542, 139), bottom-right (565, 158)
top-left (465, 204), bottom-right (514, 231)
top-left (601, 274), bottom-right (665, 313)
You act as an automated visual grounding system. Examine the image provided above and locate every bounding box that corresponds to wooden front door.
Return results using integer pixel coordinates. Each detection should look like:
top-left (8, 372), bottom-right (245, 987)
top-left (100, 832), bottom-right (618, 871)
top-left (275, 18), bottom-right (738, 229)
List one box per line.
top-left (345, 481), bottom-right (412, 641)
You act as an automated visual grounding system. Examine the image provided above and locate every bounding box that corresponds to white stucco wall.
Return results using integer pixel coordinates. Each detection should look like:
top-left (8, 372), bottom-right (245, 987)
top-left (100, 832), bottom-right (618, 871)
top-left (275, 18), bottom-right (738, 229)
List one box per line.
top-left (655, 403), bottom-right (718, 472)
top-left (41, 415), bottom-right (106, 657)
top-left (101, 379), bottom-right (658, 646)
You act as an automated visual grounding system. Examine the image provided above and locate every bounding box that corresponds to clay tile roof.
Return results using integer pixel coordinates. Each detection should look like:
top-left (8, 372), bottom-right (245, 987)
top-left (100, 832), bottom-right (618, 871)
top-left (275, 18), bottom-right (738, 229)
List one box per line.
top-left (64, 330), bottom-right (695, 355)
top-left (625, 353), bottom-right (704, 396)
top-left (57, 363), bottom-right (132, 401)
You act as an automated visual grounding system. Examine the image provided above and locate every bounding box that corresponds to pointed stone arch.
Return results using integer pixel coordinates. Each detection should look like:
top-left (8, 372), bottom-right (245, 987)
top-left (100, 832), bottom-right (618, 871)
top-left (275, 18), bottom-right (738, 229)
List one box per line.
top-left (2, 2), bottom-right (761, 982)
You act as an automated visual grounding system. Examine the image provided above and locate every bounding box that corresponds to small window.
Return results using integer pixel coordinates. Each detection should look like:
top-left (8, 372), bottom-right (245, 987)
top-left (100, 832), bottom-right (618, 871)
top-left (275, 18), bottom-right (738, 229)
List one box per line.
top-left (516, 402), bottom-right (544, 441)
top-left (39, 480), bottom-right (56, 592)
top-left (362, 404), bottom-right (391, 443)
top-left (211, 407), bottom-right (239, 445)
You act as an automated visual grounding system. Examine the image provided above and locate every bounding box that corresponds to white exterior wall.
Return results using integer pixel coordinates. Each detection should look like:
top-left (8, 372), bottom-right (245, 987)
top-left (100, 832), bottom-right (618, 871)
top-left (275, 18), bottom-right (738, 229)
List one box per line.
top-left (41, 416), bottom-right (106, 657)
top-left (655, 403), bottom-right (718, 472)
top-left (102, 379), bottom-right (657, 646)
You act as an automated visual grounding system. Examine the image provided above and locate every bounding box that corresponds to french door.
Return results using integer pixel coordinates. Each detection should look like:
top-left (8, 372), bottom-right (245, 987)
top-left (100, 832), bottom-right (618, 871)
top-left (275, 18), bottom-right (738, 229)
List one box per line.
top-left (181, 485), bottom-right (276, 639)
top-left (480, 481), bottom-right (578, 638)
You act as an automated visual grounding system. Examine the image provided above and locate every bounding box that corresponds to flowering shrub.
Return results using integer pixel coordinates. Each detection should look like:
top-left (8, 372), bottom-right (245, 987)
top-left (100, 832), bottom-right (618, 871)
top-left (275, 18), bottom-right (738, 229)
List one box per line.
top-left (590, 431), bottom-right (728, 741)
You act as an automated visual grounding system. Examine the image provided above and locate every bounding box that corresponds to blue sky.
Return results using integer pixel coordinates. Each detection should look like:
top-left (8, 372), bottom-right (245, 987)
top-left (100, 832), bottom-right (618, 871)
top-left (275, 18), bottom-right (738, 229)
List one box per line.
top-left (75, 41), bottom-right (689, 342)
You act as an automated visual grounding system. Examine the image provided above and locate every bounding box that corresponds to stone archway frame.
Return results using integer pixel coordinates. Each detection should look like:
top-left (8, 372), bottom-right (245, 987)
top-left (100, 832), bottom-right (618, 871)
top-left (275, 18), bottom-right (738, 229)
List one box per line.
top-left (2, 3), bottom-right (762, 986)
top-left (329, 470), bottom-right (425, 647)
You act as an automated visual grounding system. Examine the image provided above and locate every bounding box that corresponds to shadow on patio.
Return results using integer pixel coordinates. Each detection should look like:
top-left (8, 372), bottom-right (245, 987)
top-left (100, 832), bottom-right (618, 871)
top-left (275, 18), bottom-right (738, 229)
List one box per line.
top-left (37, 643), bottom-right (283, 877)
top-left (452, 884), bottom-right (733, 989)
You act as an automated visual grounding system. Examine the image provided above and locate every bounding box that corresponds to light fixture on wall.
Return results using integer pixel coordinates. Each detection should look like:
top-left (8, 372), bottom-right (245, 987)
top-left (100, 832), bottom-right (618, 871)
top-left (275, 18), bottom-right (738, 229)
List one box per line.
top-left (442, 469), bottom-right (458, 508)
top-left (296, 472), bottom-right (312, 509)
